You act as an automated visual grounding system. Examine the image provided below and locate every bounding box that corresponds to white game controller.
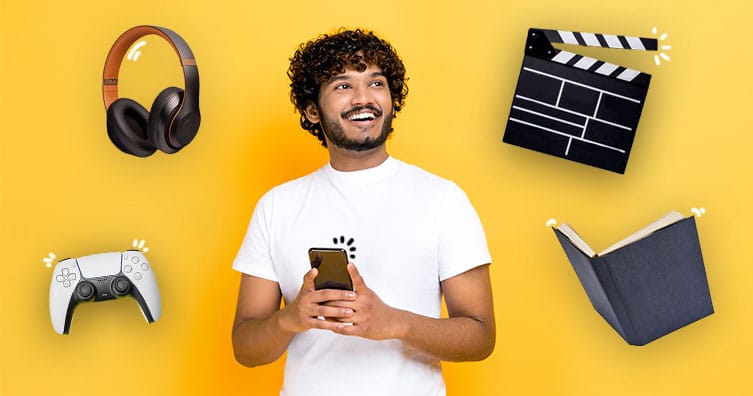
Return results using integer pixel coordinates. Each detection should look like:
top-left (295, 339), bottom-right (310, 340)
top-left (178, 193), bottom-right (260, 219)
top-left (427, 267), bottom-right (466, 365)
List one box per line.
top-left (49, 250), bottom-right (161, 334)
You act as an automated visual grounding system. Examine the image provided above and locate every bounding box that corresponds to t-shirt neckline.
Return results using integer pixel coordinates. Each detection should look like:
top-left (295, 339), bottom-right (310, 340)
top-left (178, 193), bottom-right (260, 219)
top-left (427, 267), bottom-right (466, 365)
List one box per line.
top-left (325, 156), bottom-right (399, 184)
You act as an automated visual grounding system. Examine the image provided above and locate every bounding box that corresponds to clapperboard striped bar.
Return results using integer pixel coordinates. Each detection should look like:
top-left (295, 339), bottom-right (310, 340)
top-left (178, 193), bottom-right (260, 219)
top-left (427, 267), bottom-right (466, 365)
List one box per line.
top-left (502, 28), bottom-right (658, 173)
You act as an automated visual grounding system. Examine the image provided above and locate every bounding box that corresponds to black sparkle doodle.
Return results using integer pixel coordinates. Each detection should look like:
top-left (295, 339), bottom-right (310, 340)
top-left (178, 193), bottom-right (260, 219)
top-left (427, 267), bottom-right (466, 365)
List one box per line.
top-left (333, 235), bottom-right (357, 259)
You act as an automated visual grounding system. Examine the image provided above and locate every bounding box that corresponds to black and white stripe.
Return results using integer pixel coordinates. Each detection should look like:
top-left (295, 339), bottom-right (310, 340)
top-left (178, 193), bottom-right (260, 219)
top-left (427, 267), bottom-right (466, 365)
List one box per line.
top-left (551, 50), bottom-right (647, 85)
top-left (541, 29), bottom-right (658, 51)
top-left (531, 28), bottom-right (657, 85)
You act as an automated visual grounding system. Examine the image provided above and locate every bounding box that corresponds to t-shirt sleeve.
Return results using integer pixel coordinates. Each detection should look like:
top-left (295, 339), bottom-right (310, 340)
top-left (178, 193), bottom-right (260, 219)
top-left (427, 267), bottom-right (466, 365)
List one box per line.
top-left (437, 182), bottom-right (492, 281)
top-left (232, 190), bottom-right (278, 282)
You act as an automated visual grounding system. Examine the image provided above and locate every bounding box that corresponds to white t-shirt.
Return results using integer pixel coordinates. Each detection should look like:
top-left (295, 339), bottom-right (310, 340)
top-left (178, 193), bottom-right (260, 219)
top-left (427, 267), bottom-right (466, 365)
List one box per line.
top-left (233, 156), bottom-right (491, 396)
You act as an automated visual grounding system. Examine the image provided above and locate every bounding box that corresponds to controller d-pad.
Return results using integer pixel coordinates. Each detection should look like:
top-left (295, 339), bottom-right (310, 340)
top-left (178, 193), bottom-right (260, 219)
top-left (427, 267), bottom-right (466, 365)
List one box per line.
top-left (55, 267), bottom-right (77, 288)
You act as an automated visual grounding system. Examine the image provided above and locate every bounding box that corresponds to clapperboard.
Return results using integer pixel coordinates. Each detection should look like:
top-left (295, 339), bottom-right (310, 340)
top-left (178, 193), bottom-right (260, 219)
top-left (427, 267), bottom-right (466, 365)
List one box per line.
top-left (502, 28), bottom-right (658, 173)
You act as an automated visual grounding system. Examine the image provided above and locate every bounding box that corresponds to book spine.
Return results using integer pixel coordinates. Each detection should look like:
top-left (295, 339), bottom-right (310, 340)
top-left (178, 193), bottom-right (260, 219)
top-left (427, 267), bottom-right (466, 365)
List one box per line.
top-left (592, 256), bottom-right (642, 345)
top-left (554, 229), bottom-right (629, 341)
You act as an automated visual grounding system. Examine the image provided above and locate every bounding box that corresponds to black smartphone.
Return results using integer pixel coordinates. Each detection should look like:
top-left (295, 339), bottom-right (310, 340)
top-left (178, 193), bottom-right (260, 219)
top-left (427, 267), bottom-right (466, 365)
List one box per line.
top-left (308, 247), bottom-right (353, 291)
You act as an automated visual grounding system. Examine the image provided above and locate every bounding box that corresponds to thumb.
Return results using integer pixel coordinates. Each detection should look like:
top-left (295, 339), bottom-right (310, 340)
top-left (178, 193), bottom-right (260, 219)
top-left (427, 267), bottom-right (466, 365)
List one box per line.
top-left (347, 263), bottom-right (366, 291)
top-left (301, 267), bottom-right (318, 291)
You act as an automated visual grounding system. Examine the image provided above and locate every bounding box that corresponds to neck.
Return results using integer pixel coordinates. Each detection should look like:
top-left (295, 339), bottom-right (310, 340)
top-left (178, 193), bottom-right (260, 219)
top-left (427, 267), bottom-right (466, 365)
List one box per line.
top-left (327, 144), bottom-right (389, 172)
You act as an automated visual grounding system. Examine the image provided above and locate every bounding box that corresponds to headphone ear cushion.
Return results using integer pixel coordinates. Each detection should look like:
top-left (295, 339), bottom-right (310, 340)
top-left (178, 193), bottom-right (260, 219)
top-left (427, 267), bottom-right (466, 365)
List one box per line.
top-left (106, 98), bottom-right (156, 157)
top-left (148, 87), bottom-right (184, 154)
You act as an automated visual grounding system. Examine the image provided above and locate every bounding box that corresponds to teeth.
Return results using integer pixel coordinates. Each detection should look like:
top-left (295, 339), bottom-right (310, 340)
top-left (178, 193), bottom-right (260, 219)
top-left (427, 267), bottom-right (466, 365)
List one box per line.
top-left (348, 112), bottom-right (376, 121)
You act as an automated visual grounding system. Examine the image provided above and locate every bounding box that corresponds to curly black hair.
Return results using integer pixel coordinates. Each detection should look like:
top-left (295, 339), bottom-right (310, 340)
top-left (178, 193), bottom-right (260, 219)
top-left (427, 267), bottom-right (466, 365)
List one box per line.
top-left (287, 28), bottom-right (409, 147)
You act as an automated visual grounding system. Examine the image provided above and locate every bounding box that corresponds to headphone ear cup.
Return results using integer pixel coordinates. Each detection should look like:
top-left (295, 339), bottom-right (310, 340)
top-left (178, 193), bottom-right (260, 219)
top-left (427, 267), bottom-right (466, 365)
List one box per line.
top-left (147, 87), bottom-right (184, 154)
top-left (106, 98), bottom-right (156, 157)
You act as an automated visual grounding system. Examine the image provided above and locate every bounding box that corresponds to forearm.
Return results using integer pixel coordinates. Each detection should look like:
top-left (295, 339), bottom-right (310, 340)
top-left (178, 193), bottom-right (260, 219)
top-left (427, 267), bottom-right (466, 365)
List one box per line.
top-left (233, 269), bottom-right (362, 367)
top-left (232, 309), bottom-right (294, 367)
top-left (333, 263), bottom-right (496, 360)
top-left (393, 309), bottom-right (495, 362)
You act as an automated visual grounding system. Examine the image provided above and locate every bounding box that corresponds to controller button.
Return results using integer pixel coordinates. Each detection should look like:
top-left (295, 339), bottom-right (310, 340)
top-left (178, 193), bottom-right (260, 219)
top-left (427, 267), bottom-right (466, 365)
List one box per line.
top-left (131, 256), bottom-right (140, 264)
top-left (56, 267), bottom-right (77, 287)
top-left (112, 276), bottom-right (131, 296)
top-left (76, 282), bottom-right (95, 300)
top-left (124, 265), bottom-right (132, 273)
top-left (141, 263), bottom-right (149, 271)
top-left (134, 272), bottom-right (142, 281)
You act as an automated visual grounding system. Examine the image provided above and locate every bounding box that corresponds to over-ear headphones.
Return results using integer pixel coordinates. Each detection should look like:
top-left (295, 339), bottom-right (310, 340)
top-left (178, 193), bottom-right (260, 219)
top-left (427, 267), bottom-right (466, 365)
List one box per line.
top-left (103, 25), bottom-right (200, 157)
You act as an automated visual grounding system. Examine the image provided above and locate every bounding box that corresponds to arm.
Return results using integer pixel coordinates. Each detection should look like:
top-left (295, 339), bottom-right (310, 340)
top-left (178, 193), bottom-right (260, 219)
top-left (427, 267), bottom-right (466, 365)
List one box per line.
top-left (231, 269), bottom-right (357, 367)
top-left (332, 263), bottom-right (495, 362)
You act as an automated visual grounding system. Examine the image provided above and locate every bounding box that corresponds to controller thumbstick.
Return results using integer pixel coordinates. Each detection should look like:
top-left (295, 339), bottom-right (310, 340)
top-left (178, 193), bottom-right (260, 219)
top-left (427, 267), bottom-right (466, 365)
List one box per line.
top-left (76, 281), bottom-right (95, 301)
top-left (112, 276), bottom-right (131, 296)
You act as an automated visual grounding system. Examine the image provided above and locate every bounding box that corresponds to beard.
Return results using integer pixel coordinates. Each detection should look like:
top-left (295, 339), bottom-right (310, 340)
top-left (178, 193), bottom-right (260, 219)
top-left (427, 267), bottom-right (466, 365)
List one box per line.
top-left (319, 105), bottom-right (393, 152)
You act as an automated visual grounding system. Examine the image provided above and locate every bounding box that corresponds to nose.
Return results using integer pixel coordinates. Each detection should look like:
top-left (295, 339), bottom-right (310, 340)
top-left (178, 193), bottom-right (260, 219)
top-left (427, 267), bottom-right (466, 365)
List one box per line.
top-left (350, 83), bottom-right (369, 106)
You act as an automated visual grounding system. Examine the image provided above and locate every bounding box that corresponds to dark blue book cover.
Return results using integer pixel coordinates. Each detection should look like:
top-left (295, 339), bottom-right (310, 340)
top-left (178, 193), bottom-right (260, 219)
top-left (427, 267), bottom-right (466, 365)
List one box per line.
top-left (554, 215), bottom-right (714, 345)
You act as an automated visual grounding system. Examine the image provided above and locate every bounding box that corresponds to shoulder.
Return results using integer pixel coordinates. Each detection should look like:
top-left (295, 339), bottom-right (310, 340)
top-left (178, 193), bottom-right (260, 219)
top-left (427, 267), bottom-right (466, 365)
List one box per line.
top-left (393, 158), bottom-right (466, 196)
top-left (258, 166), bottom-right (327, 203)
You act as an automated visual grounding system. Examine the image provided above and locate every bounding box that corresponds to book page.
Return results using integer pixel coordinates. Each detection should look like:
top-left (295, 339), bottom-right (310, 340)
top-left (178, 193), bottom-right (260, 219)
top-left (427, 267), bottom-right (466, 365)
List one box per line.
top-left (599, 211), bottom-right (685, 255)
top-left (556, 223), bottom-right (596, 257)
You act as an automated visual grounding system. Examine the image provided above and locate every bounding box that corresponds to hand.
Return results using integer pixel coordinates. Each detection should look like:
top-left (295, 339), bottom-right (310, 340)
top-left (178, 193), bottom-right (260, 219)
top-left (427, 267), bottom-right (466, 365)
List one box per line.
top-left (330, 263), bottom-right (406, 340)
top-left (277, 268), bottom-right (356, 334)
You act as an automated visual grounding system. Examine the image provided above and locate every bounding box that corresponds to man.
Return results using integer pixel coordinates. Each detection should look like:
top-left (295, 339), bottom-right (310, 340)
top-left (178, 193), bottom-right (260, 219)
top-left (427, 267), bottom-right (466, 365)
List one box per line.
top-left (232, 29), bottom-right (495, 396)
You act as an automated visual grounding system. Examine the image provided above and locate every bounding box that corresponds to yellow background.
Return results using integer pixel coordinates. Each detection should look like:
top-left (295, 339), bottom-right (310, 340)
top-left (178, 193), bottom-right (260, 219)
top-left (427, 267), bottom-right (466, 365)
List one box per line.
top-left (2, 0), bottom-right (752, 394)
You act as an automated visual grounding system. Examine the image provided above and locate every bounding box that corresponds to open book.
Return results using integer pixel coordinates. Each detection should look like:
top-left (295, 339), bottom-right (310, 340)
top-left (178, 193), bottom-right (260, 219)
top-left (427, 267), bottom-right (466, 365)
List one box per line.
top-left (556, 211), bottom-right (685, 257)
top-left (552, 211), bottom-right (713, 345)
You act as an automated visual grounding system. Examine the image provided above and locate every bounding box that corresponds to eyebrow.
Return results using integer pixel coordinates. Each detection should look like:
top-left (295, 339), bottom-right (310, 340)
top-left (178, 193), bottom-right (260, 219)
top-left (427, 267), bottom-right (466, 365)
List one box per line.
top-left (327, 71), bottom-right (385, 84)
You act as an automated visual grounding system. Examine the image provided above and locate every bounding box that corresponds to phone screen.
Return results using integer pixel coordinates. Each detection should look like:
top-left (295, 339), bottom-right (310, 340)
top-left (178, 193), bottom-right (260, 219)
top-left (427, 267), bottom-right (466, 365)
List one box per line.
top-left (308, 248), bottom-right (353, 291)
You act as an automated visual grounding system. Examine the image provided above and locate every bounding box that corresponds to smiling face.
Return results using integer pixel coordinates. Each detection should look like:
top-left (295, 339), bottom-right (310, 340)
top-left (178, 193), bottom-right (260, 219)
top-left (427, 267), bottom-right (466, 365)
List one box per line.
top-left (304, 64), bottom-right (394, 152)
top-left (287, 29), bottom-right (408, 159)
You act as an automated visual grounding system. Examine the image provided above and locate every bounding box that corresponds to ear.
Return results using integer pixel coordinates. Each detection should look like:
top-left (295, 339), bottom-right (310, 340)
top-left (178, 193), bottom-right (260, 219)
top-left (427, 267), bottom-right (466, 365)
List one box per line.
top-left (304, 103), bottom-right (320, 124)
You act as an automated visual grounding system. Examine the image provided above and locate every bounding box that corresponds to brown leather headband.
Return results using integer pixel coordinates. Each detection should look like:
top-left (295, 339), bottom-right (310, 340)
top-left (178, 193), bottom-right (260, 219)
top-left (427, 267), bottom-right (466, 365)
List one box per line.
top-left (102, 25), bottom-right (197, 109)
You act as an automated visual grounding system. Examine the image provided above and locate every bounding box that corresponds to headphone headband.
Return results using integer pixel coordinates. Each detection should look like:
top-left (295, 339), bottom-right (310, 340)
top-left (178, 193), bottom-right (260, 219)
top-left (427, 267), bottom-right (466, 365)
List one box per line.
top-left (102, 25), bottom-right (198, 109)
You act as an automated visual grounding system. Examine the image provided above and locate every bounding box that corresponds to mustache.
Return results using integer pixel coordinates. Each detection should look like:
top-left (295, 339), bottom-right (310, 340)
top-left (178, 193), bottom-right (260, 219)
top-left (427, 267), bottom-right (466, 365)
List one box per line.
top-left (341, 105), bottom-right (383, 119)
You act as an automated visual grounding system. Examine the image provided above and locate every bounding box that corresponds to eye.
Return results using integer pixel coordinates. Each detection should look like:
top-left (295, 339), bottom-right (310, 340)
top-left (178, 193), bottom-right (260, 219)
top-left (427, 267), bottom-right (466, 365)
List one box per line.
top-left (334, 83), bottom-right (351, 90)
top-left (370, 80), bottom-right (386, 87)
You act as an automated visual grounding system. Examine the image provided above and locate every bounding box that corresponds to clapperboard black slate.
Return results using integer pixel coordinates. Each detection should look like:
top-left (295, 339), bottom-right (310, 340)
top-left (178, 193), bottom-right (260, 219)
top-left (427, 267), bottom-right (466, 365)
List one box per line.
top-left (553, 215), bottom-right (714, 346)
top-left (503, 28), bottom-right (658, 173)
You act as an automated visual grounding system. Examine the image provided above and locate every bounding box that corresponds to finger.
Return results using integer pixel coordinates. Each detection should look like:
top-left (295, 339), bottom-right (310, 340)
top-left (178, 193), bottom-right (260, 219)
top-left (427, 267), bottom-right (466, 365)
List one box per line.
top-left (347, 263), bottom-right (367, 290)
top-left (311, 318), bottom-right (347, 332)
top-left (330, 317), bottom-right (355, 323)
top-left (314, 305), bottom-right (354, 320)
top-left (306, 309), bottom-right (355, 330)
top-left (334, 322), bottom-right (359, 335)
top-left (301, 267), bottom-right (318, 291)
top-left (315, 289), bottom-right (356, 304)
